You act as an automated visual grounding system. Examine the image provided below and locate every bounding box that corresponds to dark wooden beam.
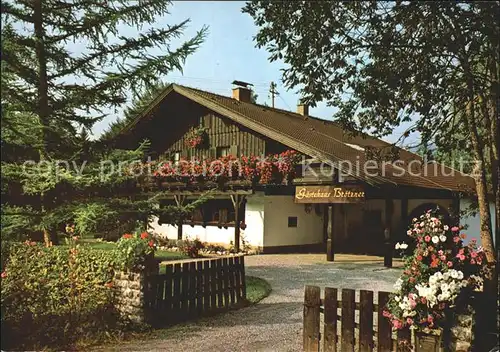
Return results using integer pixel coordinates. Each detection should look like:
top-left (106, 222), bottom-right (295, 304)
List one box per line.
top-left (400, 197), bottom-right (409, 242)
top-left (384, 198), bottom-right (394, 268)
top-left (174, 195), bottom-right (186, 240)
top-left (451, 193), bottom-right (460, 226)
top-left (326, 205), bottom-right (335, 262)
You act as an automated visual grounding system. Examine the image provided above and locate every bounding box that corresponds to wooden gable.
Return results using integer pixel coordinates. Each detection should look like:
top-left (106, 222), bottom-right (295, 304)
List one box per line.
top-left (125, 91), bottom-right (292, 160)
top-left (164, 110), bottom-right (267, 160)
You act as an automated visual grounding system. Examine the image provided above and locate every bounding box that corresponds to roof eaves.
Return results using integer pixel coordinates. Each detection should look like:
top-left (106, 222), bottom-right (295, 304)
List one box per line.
top-left (119, 84), bottom-right (177, 136)
top-left (175, 85), bottom-right (388, 187)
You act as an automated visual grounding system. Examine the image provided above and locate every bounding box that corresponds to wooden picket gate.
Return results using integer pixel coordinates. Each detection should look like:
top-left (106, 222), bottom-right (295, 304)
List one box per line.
top-left (303, 286), bottom-right (412, 352)
top-left (145, 255), bottom-right (246, 326)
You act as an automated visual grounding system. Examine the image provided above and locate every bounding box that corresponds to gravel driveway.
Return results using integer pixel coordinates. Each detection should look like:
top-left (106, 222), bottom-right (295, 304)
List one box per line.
top-left (99, 254), bottom-right (401, 352)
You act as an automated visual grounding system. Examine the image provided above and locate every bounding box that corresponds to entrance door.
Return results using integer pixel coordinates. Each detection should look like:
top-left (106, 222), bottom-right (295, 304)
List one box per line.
top-left (362, 209), bottom-right (384, 255)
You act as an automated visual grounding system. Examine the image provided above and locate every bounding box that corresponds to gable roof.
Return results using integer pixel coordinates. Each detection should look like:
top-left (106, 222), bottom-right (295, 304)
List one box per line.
top-left (120, 83), bottom-right (475, 193)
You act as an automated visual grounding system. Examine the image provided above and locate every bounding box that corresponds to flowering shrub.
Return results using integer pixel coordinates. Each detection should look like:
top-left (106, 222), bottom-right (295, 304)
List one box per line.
top-left (1, 242), bottom-right (118, 350)
top-left (152, 150), bottom-right (301, 185)
top-left (115, 231), bottom-right (157, 271)
top-left (178, 238), bottom-right (205, 258)
top-left (184, 127), bottom-right (208, 148)
top-left (384, 210), bottom-right (485, 333)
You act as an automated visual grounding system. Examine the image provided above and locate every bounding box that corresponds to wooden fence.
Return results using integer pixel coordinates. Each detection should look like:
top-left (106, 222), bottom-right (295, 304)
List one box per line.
top-left (303, 286), bottom-right (412, 352)
top-left (145, 255), bottom-right (246, 326)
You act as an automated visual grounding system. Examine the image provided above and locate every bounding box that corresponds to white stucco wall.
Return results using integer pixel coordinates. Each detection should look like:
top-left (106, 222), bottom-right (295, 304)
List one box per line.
top-left (460, 198), bottom-right (496, 247)
top-left (244, 192), bottom-right (265, 247)
top-left (149, 193), bottom-right (265, 247)
top-left (263, 195), bottom-right (324, 247)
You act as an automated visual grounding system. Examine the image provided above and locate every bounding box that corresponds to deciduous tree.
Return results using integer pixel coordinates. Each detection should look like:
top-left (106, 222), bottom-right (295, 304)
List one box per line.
top-left (244, 1), bottom-right (499, 340)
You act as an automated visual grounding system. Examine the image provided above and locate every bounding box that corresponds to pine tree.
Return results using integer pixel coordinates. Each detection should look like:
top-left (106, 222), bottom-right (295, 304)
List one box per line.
top-left (1, 0), bottom-right (208, 244)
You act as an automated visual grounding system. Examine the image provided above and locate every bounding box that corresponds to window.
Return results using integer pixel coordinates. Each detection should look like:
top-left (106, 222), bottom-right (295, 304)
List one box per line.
top-left (216, 146), bottom-right (230, 158)
top-left (288, 216), bottom-right (298, 228)
top-left (173, 151), bottom-right (181, 163)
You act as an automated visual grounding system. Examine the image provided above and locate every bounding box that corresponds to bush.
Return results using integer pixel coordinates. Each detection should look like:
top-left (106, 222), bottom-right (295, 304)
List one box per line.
top-left (1, 242), bottom-right (119, 350)
top-left (115, 231), bottom-right (157, 271)
top-left (178, 238), bottom-right (205, 258)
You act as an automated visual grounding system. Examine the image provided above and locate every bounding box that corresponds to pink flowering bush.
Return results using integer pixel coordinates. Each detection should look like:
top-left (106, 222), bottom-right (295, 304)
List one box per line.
top-left (151, 150), bottom-right (301, 185)
top-left (384, 210), bottom-right (485, 333)
top-left (184, 127), bottom-right (208, 148)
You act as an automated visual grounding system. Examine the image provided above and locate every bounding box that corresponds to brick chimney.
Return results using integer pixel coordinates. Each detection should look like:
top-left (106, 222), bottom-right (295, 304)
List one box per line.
top-left (232, 87), bottom-right (252, 103)
top-left (297, 102), bottom-right (309, 116)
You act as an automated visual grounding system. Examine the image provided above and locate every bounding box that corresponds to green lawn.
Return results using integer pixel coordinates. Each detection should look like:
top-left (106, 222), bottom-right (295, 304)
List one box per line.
top-left (78, 239), bottom-right (117, 251)
top-left (66, 239), bottom-right (189, 263)
top-left (245, 276), bottom-right (272, 304)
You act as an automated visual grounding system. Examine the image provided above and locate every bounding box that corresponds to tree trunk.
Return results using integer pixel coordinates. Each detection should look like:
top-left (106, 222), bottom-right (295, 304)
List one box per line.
top-left (34, 0), bottom-right (54, 247)
top-left (465, 86), bottom-right (498, 349)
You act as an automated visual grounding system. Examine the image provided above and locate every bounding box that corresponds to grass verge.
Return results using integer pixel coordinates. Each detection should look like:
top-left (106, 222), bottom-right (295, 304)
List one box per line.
top-left (245, 276), bottom-right (272, 304)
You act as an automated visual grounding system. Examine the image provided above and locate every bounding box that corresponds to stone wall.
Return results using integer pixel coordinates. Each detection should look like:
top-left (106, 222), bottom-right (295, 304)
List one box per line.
top-left (114, 271), bottom-right (148, 324)
top-left (450, 312), bottom-right (474, 352)
top-left (113, 260), bottom-right (159, 325)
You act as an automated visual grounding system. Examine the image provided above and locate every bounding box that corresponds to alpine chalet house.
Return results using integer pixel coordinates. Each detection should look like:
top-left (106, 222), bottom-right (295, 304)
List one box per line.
top-left (115, 82), bottom-right (476, 258)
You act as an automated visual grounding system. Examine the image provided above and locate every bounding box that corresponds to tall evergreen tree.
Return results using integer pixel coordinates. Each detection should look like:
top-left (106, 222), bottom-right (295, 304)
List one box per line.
top-left (1, 1), bottom-right (207, 243)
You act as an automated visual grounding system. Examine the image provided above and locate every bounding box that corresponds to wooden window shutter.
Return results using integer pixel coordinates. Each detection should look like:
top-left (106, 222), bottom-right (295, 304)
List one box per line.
top-left (229, 145), bottom-right (239, 158)
top-left (219, 208), bottom-right (228, 226)
top-left (193, 208), bottom-right (203, 222)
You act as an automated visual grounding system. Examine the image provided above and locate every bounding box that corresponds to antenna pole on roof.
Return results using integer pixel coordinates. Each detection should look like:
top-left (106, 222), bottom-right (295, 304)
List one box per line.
top-left (269, 81), bottom-right (279, 108)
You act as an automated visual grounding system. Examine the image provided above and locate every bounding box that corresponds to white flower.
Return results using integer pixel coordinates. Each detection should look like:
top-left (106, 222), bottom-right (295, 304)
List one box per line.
top-left (394, 278), bottom-right (403, 291)
top-left (395, 296), bottom-right (401, 302)
top-left (432, 236), bottom-right (439, 244)
top-left (413, 217), bottom-right (418, 222)
top-left (407, 230), bottom-right (412, 235)
top-left (450, 270), bottom-right (458, 279)
top-left (400, 243), bottom-right (408, 249)
top-left (439, 235), bottom-right (447, 242)
top-left (443, 225), bottom-right (449, 230)
top-left (457, 271), bottom-right (464, 280)
top-left (395, 242), bottom-right (401, 249)
top-left (420, 221), bottom-right (425, 227)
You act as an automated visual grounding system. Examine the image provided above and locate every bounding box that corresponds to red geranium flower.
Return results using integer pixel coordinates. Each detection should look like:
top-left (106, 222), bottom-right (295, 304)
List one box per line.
top-left (148, 240), bottom-right (154, 247)
top-left (122, 234), bottom-right (133, 239)
top-left (140, 232), bottom-right (149, 239)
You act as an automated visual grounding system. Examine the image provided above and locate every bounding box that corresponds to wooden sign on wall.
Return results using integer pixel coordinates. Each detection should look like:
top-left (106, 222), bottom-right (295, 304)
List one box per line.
top-left (294, 185), bottom-right (365, 204)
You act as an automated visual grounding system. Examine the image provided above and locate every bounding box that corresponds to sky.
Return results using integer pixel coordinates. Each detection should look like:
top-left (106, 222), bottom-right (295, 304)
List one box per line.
top-left (91, 1), bottom-right (414, 145)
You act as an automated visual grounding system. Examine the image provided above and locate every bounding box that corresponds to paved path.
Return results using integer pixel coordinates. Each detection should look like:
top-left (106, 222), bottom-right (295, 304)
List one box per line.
top-left (99, 254), bottom-right (401, 352)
